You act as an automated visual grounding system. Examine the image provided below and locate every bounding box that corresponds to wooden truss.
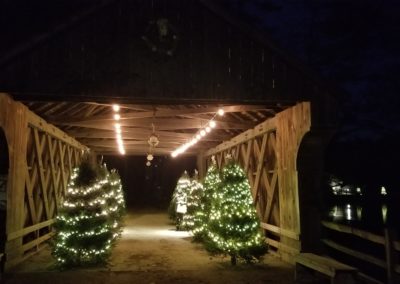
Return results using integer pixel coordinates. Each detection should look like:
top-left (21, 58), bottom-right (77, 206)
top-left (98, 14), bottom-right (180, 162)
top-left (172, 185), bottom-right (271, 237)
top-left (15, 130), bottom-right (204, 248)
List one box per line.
top-left (202, 102), bottom-right (311, 262)
top-left (0, 94), bottom-right (87, 268)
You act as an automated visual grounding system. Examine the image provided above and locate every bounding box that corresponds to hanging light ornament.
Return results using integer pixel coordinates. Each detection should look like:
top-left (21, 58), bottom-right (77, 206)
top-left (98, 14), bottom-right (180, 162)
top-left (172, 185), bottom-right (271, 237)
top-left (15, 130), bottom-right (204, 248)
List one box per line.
top-left (146, 109), bottom-right (159, 165)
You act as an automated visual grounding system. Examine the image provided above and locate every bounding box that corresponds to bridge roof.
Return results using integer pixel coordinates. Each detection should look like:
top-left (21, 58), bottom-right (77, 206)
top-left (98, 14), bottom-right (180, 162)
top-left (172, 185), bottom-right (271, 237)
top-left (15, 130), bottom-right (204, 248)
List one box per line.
top-left (1, 0), bottom-right (337, 155)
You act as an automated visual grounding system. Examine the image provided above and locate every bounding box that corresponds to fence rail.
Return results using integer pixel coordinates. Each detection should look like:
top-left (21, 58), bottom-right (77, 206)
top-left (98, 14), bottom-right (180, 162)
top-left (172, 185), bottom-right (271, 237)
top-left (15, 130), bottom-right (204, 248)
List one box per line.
top-left (322, 220), bottom-right (400, 284)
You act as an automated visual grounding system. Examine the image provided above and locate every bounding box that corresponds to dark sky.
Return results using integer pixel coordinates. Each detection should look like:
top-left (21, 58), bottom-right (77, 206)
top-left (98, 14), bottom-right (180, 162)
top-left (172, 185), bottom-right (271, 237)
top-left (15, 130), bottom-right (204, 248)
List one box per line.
top-left (222, 0), bottom-right (400, 141)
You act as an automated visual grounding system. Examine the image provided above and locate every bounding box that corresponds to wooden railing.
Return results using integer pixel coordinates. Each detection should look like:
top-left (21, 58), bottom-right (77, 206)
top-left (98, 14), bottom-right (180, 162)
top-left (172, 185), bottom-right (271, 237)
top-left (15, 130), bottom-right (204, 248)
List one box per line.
top-left (261, 222), bottom-right (300, 257)
top-left (322, 220), bottom-right (400, 284)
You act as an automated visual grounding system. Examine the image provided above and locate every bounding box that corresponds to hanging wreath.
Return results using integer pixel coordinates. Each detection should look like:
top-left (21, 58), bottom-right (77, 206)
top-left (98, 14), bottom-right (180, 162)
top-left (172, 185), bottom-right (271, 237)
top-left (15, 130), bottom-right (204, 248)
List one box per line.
top-left (142, 18), bottom-right (179, 56)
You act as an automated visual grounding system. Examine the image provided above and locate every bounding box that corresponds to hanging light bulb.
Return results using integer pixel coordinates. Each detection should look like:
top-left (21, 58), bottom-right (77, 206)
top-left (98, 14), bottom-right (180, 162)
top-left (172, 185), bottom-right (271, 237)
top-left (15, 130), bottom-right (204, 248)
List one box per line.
top-left (200, 129), bottom-right (206, 136)
top-left (147, 154), bottom-right (154, 161)
top-left (218, 108), bottom-right (224, 116)
top-left (113, 104), bottom-right (120, 112)
top-left (205, 126), bottom-right (211, 133)
top-left (210, 120), bottom-right (216, 128)
top-left (114, 114), bottom-right (121, 120)
top-left (146, 161), bottom-right (151, 166)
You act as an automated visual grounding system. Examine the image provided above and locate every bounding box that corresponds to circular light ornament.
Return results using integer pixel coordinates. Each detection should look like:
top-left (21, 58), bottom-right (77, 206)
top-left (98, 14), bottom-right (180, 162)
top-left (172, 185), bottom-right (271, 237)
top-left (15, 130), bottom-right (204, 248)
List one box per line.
top-left (114, 114), bottom-right (121, 120)
top-left (205, 126), bottom-right (211, 133)
top-left (147, 154), bottom-right (154, 161)
top-left (200, 130), bottom-right (206, 136)
top-left (146, 161), bottom-right (151, 166)
top-left (217, 108), bottom-right (224, 116)
top-left (210, 120), bottom-right (216, 128)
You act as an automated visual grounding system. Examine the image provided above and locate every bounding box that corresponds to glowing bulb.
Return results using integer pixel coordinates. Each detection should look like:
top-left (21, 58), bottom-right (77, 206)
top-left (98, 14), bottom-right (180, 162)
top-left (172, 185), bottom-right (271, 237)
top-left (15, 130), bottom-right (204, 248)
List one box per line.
top-left (210, 120), bottom-right (216, 128)
top-left (147, 154), bottom-right (154, 161)
top-left (114, 114), bottom-right (120, 120)
top-left (112, 104), bottom-right (120, 112)
top-left (218, 108), bottom-right (224, 116)
top-left (115, 128), bottom-right (121, 134)
top-left (196, 134), bottom-right (201, 140)
top-left (114, 123), bottom-right (121, 129)
top-left (171, 152), bottom-right (178, 158)
top-left (200, 130), bottom-right (206, 136)
top-left (146, 161), bottom-right (151, 166)
top-left (206, 126), bottom-right (211, 132)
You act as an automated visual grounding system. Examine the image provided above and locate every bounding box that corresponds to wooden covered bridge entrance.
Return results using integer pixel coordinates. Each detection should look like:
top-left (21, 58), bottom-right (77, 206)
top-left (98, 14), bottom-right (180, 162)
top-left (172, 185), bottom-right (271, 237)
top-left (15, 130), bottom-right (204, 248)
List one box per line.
top-left (0, 0), bottom-right (337, 270)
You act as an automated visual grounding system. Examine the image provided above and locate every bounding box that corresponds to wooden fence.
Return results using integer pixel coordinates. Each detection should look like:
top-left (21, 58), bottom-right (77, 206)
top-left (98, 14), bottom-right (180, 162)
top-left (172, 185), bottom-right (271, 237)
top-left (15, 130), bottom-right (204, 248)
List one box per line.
top-left (0, 94), bottom-right (87, 269)
top-left (322, 220), bottom-right (400, 284)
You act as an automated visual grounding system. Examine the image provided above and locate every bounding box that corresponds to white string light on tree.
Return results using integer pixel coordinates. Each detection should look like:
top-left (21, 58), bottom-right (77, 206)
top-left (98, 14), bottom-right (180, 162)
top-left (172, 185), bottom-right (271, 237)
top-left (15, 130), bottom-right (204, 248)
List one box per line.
top-left (112, 104), bottom-right (125, 155)
top-left (171, 108), bottom-right (224, 158)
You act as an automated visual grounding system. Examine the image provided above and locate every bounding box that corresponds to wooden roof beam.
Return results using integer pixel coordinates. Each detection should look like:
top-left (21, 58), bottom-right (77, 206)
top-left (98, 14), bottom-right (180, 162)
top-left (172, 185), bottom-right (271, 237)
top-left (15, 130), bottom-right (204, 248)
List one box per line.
top-left (48, 105), bottom-right (270, 124)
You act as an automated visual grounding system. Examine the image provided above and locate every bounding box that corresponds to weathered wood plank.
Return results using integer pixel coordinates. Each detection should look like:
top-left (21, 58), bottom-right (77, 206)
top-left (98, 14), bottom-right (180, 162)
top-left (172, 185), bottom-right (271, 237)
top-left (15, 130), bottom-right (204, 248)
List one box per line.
top-left (322, 221), bottom-right (385, 245)
top-left (7, 219), bottom-right (55, 241)
top-left (322, 239), bottom-right (387, 268)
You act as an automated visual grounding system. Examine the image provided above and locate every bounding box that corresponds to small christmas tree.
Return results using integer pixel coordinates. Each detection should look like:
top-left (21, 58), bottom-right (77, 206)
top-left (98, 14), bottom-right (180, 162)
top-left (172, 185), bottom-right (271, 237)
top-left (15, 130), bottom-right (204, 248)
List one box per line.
top-left (181, 170), bottom-right (203, 231)
top-left (168, 171), bottom-right (191, 230)
top-left (192, 157), bottom-right (221, 241)
top-left (100, 166), bottom-right (126, 240)
top-left (206, 157), bottom-right (267, 265)
top-left (53, 159), bottom-right (125, 268)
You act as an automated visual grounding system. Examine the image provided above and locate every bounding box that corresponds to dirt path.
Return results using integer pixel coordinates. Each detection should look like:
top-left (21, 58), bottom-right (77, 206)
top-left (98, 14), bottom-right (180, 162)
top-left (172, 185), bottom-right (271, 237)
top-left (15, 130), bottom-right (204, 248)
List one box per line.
top-left (5, 210), bottom-right (295, 283)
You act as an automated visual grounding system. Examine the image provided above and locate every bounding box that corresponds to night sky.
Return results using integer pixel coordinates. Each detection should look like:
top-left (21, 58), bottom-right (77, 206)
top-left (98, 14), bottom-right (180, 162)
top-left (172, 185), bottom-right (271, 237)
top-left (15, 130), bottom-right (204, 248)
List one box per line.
top-left (223, 0), bottom-right (400, 135)
top-left (220, 0), bottom-right (400, 187)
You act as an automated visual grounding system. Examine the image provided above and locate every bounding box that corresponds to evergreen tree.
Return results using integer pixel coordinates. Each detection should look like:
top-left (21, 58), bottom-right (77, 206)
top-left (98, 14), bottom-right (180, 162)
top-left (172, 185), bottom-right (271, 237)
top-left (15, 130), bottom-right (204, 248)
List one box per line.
top-left (100, 166), bottom-right (126, 240)
top-left (181, 170), bottom-right (203, 231)
top-left (192, 159), bottom-right (221, 241)
top-left (168, 171), bottom-right (191, 230)
top-left (206, 158), bottom-right (267, 265)
top-left (53, 159), bottom-right (125, 268)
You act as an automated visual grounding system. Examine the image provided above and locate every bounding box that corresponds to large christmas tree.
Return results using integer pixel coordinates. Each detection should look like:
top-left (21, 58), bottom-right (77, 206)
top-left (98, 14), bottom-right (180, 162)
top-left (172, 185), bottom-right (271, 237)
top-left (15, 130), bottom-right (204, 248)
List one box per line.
top-left (53, 159), bottom-right (125, 267)
top-left (206, 158), bottom-right (267, 264)
top-left (181, 170), bottom-right (203, 231)
top-left (192, 158), bottom-right (221, 241)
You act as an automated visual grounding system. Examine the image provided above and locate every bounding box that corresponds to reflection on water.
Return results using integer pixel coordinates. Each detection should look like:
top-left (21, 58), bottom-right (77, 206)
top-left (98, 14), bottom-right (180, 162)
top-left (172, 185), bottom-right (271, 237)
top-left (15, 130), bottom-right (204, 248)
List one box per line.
top-left (329, 203), bottom-right (387, 223)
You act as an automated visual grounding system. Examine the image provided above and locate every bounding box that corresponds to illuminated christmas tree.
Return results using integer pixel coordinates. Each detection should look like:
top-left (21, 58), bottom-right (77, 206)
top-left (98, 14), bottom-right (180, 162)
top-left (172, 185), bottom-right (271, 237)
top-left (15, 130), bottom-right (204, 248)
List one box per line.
top-left (192, 157), bottom-right (221, 240)
top-left (168, 171), bottom-right (191, 230)
top-left (99, 166), bottom-right (126, 240)
top-left (207, 157), bottom-right (267, 265)
top-left (53, 159), bottom-right (125, 267)
top-left (181, 169), bottom-right (203, 230)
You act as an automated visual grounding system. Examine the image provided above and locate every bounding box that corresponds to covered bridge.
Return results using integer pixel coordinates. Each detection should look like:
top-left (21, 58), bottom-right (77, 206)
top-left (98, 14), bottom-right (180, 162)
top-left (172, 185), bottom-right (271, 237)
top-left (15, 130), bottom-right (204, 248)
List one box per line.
top-left (0, 0), bottom-right (337, 269)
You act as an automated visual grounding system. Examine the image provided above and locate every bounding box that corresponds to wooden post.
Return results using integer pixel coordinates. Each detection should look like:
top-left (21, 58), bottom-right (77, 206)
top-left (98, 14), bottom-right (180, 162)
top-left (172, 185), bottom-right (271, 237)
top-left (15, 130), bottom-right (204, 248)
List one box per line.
top-left (196, 151), bottom-right (206, 179)
top-left (384, 228), bottom-right (398, 284)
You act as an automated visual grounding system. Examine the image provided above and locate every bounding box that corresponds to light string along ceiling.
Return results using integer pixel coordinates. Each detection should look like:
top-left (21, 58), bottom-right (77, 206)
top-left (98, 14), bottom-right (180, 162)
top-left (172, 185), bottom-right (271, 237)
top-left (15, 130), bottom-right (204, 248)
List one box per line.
top-left (171, 108), bottom-right (224, 158)
top-left (112, 104), bottom-right (125, 155)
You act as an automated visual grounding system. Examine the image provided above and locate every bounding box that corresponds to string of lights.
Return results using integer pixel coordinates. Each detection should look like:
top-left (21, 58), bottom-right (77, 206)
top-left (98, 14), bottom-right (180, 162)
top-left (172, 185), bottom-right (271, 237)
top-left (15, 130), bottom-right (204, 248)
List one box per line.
top-left (171, 108), bottom-right (224, 158)
top-left (112, 104), bottom-right (125, 155)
